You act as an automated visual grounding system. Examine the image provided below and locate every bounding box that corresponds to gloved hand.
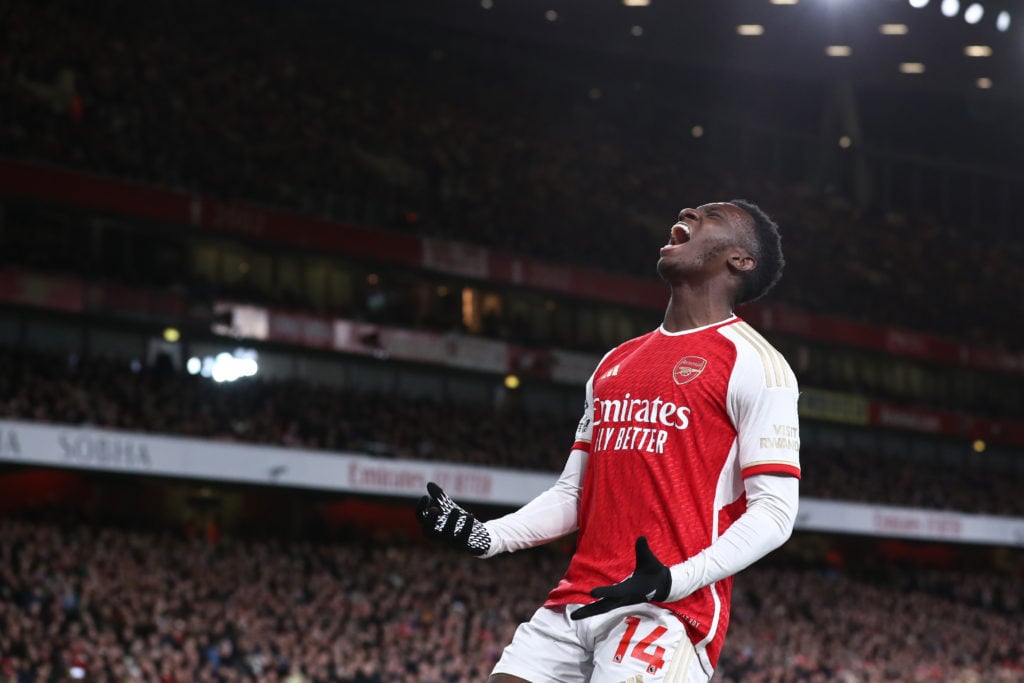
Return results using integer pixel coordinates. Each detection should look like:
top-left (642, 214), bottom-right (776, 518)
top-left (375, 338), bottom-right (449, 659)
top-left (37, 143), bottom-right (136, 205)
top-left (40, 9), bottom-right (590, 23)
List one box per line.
top-left (571, 536), bottom-right (671, 620)
top-left (416, 482), bottom-right (491, 556)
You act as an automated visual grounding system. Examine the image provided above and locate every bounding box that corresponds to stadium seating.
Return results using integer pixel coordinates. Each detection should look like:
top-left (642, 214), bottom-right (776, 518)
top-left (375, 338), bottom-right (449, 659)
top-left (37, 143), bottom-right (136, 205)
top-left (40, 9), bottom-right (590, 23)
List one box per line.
top-left (1, 518), bottom-right (1021, 682)
top-left (1, 348), bottom-right (1021, 516)
top-left (3, 0), bottom-right (1021, 350)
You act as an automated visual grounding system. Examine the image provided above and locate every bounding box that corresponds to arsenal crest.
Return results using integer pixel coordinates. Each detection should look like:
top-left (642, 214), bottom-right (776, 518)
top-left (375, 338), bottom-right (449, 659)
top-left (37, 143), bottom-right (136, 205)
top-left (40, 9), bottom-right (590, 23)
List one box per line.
top-left (672, 356), bottom-right (707, 385)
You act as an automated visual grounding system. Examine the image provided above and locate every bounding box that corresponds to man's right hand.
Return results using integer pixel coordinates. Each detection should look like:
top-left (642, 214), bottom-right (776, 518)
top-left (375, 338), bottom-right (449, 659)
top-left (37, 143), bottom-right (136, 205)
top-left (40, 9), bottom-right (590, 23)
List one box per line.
top-left (416, 482), bottom-right (491, 556)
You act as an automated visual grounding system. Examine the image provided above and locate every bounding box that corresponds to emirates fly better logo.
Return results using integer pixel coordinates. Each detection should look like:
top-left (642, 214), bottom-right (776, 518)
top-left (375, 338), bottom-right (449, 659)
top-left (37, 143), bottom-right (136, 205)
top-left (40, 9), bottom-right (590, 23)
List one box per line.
top-left (672, 356), bottom-right (707, 385)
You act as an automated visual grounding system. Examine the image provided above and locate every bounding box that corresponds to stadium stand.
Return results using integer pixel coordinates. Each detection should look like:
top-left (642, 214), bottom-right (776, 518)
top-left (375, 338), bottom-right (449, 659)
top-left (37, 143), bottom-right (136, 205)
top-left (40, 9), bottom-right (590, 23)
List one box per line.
top-left (1, 518), bottom-right (1021, 683)
top-left (3, 0), bottom-right (1023, 350)
top-left (1, 347), bottom-right (1022, 516)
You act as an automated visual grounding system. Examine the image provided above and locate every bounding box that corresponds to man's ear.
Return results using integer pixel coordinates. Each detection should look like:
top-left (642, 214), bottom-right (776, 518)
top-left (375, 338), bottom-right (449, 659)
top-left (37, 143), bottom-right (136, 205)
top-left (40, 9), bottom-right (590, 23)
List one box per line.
top-left (727, 251), bottom-right (756, 274)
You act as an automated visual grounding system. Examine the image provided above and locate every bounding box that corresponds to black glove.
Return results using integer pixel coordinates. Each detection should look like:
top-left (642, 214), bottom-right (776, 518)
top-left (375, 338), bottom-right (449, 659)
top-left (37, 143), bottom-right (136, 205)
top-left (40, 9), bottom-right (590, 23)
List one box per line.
top-left (570, 536), bottom-right (672, 620)
top-left (416, 482), bottom-right (491, 556)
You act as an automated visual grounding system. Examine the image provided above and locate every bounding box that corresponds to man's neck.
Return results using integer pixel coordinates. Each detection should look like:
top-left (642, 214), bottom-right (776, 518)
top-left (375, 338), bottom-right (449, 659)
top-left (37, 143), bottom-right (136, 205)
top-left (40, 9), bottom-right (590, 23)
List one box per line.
top-left (662, 284), bottom-right (734, 333)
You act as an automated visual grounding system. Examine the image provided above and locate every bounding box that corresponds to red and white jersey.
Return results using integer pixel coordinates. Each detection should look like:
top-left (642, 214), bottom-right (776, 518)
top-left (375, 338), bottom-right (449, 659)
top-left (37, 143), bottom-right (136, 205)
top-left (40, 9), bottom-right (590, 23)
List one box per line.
top-left (544, 315), bottom-right (800, 669)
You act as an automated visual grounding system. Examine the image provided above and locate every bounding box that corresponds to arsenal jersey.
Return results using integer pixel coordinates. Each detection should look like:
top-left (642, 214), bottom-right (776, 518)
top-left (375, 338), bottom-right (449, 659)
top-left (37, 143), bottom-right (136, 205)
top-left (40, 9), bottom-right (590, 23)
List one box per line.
top-left (544, 316), bottom-right (800, 670)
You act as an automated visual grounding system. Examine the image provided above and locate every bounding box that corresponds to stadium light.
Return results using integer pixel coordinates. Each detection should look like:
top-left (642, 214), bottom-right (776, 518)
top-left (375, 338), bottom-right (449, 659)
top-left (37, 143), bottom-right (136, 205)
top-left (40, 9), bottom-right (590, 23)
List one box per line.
top-left (630, 25), bottom-right (644, 36)
top-left (964, 45), bottom-right (992, 57)
top-left (909, 0), bottom-right (929, 7)
top-left (691, 125), bottom-right (705, 137)
top-left (188, 349), bottom-right (259, 382)
top-left (623, 0), bottom-right (650, 5)
top-left (941, 0), bottom-right (960, 17)
top-left (900, 61), bottom-right (926, 73)
top-left (976, 77), bottom-right (993, 88)
top-left (770, 0), bottom-right (799, 5)
top-left (737, 24), bottom-right (765, 35)
top-left (996, 10), bottom-right (1010, 31)
top-left (880, 24), bottom-right (909, 34)
top-left (481, 0), bottom-right (494, 8)
top-left (545, 9), bottom-right (558, 21)
top-left (825, 45), bottom-right (852, 56)
top-left (964, 3), bottom-right (984, 23)
top-left (838, 136), bottom-right (852, 148)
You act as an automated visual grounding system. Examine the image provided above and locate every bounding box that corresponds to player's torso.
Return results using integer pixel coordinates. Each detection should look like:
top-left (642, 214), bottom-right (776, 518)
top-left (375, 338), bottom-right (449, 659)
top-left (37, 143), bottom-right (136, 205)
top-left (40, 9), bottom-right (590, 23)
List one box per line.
top-left (577, 323), bottom-right (740, 572)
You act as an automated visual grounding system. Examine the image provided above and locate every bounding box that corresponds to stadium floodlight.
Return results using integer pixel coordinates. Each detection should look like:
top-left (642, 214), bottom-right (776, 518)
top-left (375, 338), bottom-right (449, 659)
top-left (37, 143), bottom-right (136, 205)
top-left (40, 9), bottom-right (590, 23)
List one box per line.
top-left (941, 0), bottom-right (960, 17)
top-left (964, 3), bottom-right (984, 23)
top-left (964, 45), bottom-right (992, 57)
top-left (976, 77), bottom-right (993, 89)
top-left (630, 25), bottom-right (644, 36)
top-left (691, 125), bottom-right (705, 138)
top-left (825, 45), bottom-right (852, 56)
top-left (996, 10), bottom-right (1010, 31)
top-left (623, 0), bottom-right (650, 5)
top-left (880, 23), bottom-right (909, 34)
top-left (770, 0), bottom-right (799, 5)
top-left (736, 24), bottom-right (765, 35)
top-left (899, 61), bottom-right (926, 73)
top-left (481, 0), bottom-right (494, 8)
top-left (210, 351), bottom-right (259, 383)
top-left (545, 9), bottom-right (558, 21)
top-left (909, 0), bottom-right (929, 7)
top-left (189, 349), bottom-right (259, 382)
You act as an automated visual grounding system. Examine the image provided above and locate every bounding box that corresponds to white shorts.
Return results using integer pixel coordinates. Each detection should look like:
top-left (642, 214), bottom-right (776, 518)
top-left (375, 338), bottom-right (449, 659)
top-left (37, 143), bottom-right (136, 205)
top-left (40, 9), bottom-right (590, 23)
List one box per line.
top-left (491, 603), bottom-right (711, 683)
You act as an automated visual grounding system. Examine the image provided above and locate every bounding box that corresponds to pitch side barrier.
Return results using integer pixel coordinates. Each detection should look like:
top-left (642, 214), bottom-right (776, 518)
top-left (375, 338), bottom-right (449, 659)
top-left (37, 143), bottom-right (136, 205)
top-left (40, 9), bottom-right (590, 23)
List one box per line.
top-left (0, 419), bottom-right (1022, 547)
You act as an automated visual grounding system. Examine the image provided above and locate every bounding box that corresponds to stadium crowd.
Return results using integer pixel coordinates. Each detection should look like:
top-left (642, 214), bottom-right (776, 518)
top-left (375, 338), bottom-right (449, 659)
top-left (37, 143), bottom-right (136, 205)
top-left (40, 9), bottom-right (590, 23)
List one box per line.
top-left (1, 518), bottom-right (1021, 683)
top-left (1, 348), bottom-right (1022, 517)
top-left (3, 0), bottom-right (1023, 350)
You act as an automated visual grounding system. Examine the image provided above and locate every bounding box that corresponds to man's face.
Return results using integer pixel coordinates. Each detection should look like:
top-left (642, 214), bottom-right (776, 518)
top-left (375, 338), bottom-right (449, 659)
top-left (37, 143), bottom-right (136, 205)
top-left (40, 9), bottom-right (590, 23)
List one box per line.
top-left (656, 202), bottom-right (754, 283)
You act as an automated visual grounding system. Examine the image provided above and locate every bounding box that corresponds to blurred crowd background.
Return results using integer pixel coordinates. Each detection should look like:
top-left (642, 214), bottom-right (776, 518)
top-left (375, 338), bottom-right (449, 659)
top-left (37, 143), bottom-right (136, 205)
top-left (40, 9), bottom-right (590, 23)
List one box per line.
top-left (2, 518), bottom-right (1022, 683)
top-left (3, 0), bottom-right (1022, 347)
top-left (0, 347), bottom-right (1022, 518)
top-left (2, 0), bottom-right (1023, 681)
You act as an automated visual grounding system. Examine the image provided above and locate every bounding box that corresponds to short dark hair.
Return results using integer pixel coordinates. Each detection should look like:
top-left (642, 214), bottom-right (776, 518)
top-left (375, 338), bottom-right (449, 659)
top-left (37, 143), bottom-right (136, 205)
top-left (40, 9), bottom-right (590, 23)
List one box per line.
top-left (729, 199), bottom-right (785, 304)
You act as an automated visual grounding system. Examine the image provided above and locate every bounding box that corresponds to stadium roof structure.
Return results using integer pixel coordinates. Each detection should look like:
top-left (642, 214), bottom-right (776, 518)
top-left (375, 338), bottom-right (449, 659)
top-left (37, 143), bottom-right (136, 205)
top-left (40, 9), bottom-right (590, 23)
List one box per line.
top-left (359, 0), bottom-right (1020, 101)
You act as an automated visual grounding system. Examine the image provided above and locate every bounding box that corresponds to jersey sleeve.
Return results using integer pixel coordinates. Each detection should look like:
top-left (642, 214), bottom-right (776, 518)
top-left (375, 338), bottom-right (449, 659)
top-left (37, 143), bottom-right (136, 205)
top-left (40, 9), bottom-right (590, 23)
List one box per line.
top-left (571, 347), bottom-right (617, 452)
top-left (723, 324), bottom-right (801, 479)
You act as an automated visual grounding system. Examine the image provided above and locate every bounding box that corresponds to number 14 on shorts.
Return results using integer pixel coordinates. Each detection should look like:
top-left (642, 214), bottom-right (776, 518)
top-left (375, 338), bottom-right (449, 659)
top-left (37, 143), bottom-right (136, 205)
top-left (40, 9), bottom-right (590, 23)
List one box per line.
top-left (613, 616), bottom-right (667, 675)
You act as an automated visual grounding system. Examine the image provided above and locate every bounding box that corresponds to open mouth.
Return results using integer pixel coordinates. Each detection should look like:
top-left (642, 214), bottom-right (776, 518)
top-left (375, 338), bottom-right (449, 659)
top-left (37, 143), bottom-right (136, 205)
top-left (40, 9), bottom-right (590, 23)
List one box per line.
top-left (668, 222), bottom-right (692, 246)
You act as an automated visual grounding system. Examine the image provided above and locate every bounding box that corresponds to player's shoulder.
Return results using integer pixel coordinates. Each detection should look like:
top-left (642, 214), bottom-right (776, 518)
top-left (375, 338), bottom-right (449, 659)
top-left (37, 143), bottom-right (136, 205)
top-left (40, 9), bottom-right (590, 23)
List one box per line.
top-left (716, 318), bottom-right (796, 390)
top-left (607, 328), bottom-right (660, 357)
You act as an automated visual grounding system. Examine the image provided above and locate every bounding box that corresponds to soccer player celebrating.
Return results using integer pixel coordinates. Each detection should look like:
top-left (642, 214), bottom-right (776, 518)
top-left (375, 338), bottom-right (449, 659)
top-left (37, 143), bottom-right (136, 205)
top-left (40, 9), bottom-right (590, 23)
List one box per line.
top-left (418, 200), bottom-right (800, 682)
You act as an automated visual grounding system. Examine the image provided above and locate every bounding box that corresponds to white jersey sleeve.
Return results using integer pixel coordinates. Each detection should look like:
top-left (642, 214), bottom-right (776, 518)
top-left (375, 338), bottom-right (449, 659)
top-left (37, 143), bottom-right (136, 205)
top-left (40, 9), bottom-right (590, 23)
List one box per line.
top-left (481, 448), bottom-right (586, 558)
top-left (666, 473), bottom-right (798, 601)
top-left (480, 355), bottom-right (611, 558)
top-left (720, 321), bottom-right (801, 479)
top-left (572, 347), bottom-right (616, 452)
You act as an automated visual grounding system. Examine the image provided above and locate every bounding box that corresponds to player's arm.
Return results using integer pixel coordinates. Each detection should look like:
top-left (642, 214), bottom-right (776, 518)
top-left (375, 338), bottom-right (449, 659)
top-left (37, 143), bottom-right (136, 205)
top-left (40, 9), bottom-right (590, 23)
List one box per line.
top-left (664, 472), bottom-right (796, 600)
top-left (416, 359), bottom-right (604, 558)
top-left (414, 447), bottom-right (586, 558)
top-left (478, 446), bottom-right (586, 557)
